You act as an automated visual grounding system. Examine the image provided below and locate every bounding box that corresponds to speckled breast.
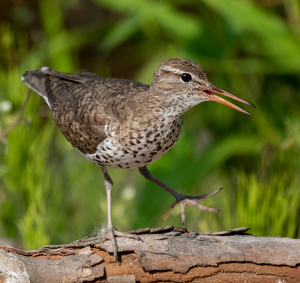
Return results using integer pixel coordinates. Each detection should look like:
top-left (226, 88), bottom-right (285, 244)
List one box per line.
top-left (82, 116), bottom-right (183, 169)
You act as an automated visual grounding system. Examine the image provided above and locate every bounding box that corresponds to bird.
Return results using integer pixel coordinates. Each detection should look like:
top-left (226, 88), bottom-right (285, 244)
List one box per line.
top-left (21, 58), bottom-right (254, 260)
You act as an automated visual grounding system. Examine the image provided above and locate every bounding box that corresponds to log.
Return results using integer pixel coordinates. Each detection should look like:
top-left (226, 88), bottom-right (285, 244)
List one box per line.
top-left (0, 226), bottom-right (299, 282)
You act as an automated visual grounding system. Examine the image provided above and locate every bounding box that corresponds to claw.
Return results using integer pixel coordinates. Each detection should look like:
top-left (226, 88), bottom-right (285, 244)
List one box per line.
top-left (101, 227), bottom-right (141, 260)
top-left (170, 188), bottom-right (223, 225)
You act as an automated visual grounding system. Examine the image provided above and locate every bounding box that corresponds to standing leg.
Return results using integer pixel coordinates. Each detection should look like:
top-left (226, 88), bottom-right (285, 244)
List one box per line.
top-left (138, 166), bottom-right (222, 226)
top-left (101, 168), bottom-right (140, 261)
top-left (101, 168), bottom-right (118, 259)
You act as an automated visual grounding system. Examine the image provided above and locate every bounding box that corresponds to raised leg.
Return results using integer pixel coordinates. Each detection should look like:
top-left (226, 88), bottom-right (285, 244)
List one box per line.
top-left (101, 168), bottom-right (140, 261)
top-left (138, 166), bottom-right (222, 226)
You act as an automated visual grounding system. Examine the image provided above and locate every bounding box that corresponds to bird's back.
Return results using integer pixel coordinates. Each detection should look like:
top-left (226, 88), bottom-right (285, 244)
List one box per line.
top-left (22, 68), bottom-right (150, 107)
top-left (22, 69), bottom-right (150, 153)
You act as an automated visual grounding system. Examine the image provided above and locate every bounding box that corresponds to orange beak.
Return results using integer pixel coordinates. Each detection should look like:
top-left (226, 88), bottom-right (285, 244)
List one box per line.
top-left (204, 84), bottom-right (255, 117)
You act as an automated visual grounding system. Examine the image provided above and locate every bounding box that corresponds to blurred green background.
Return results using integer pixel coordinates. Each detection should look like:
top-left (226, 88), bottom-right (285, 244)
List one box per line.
top-left (1, 0), bottom-right (300, 250)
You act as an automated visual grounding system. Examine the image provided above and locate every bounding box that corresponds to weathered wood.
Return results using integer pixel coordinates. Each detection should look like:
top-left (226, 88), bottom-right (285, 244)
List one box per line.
top-left (0, 226), bottom-right (299, 282)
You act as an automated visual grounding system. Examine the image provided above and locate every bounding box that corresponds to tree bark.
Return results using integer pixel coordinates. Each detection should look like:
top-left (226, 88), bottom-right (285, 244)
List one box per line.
top-left (0, 226), bottom-right (299, 282)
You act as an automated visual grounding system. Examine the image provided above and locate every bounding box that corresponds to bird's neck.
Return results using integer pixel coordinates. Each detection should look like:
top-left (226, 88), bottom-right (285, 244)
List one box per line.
top-left (147, 86), bottom-right (198, 119)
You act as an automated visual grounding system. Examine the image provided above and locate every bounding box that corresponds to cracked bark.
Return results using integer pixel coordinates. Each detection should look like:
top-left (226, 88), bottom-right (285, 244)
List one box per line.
top-left (0, 226), bottom-right (299, 283)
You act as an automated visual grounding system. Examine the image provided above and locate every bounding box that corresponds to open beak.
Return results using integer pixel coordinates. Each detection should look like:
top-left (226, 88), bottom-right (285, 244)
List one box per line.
top-left (204, 84), bottom-right (255, 117)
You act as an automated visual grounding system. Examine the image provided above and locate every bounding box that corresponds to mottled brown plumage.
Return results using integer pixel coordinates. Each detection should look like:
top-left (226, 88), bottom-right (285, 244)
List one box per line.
top-left (22, 58), bottom-right (254, 260)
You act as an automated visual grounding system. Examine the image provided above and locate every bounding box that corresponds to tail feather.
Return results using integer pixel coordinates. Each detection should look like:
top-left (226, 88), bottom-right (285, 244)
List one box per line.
top-left (21, 68), bottom-right (98, 107)
top-left (22, 70), bottom-right (50, 106)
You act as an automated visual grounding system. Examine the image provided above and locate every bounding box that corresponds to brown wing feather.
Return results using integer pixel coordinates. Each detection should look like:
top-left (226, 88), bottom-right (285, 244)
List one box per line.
top-left (41, 68), bottom-right (98, 84)
top-left (22, 69), bottom-right (151, 154)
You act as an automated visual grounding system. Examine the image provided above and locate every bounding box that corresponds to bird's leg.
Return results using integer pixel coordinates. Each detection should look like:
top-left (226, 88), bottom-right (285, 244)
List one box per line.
top-left (101, 168), bottom-right (140, 261)
top-left (138, 166), bottom-right (222, 226)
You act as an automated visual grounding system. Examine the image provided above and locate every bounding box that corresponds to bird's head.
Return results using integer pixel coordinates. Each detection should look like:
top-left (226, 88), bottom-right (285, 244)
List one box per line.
top-left (151, 58), bottom-right (255, 116)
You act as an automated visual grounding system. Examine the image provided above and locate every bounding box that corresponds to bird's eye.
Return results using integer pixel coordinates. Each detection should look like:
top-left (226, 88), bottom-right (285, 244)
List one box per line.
top-left (180, 73), bottom-right (192, 82)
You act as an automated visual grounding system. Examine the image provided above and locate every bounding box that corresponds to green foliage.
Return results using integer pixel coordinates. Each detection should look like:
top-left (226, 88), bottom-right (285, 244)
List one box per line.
top-left (0, 0), bottom-right (300, 249)
top-left (236, 172), bottom-right (300, 238)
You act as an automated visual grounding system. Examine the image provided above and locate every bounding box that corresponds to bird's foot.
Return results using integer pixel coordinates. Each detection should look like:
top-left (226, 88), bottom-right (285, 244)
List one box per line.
top-left (138, 166), bottom-right (223, 226)
top-left (100, 226), bottom-right (141, 261)
top-left (171, 188), bottom-right (223, 226)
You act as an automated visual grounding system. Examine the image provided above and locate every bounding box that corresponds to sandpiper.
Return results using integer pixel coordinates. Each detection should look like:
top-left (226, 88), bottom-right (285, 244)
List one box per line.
top-left (22, 58), bottom-right (254, 260)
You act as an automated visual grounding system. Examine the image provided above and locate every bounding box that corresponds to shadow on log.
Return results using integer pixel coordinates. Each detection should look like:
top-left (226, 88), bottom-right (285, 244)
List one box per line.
top-left (0, 226), bottom-right (299, 282)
